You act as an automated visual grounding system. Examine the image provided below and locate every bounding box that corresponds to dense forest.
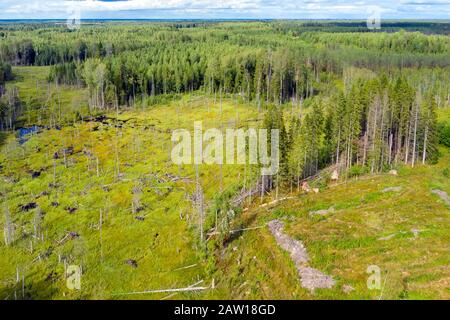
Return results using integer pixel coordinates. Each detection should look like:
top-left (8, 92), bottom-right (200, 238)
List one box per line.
top-left (1, 21), bottom-right (448, 183)
top-left (0, 61), bottom-right (12, 94)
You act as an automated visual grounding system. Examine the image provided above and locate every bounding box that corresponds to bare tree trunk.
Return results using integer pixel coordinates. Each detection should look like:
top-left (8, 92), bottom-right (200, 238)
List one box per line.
top-left (380, 95), bottom-right (387, 169)
top-left (195, 165), bottom-right (204, 243)
top-left (422, 105), bottom-right (430, 164)
top-left (33, 207), bottom-right (42, 240)
top-left (279, 73), bottom-right (283, 105)
top-left (336, 126), bottom-right (341, 165)
top-left (371, 97), bottom-right (379, 173)
top-left (267, 52), bottom-right (272, 104)
top-left (99, 209), bottom-right (103, 262)
top-left (257, 72), bottom-right (262, 113)
top-left (388, 132), bottom-right (393, 165)
top-left (362, 130), bottom-right (368, 166)
top-left (405, 111), bottom-right (412, 165)
top-left (411, 100), bottom-right (419, 167)
top-left (3, 204), bottom-right (13, 246)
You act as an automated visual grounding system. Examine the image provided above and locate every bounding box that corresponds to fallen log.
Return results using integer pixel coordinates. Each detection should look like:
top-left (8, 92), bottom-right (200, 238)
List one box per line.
top-left (112, 280), bottom-right (210, 296)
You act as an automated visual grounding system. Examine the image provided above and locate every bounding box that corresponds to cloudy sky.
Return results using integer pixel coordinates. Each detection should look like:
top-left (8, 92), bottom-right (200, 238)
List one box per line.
top-left (0, 0), bottom-right (449, 19)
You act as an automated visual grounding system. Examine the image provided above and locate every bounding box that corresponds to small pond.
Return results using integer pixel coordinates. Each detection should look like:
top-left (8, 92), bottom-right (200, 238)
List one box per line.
top-left (18, 125), bottom-right (40, 145)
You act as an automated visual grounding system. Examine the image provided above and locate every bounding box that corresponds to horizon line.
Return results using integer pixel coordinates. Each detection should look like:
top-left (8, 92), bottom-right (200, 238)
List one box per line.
top-left (1, 18), bottom-right (450, 21)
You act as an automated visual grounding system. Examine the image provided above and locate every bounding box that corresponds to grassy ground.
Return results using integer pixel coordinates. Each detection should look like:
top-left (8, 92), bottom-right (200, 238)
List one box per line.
top-left (6, 66), bottom-right (90, 128)
top-left (1, 66), bottom-right (448, 300)
top-left (209, 149), bottom-right (449, 300)
top-left (1, 67), bottom-right (261, 299)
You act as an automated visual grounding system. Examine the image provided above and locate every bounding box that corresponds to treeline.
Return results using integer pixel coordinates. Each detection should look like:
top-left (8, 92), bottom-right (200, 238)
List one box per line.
top-left (48, 44), bottom-right (206, 107)
top-left (2, 22), bottom-right (449, 70)
top-left (2, 22), bottom-right (449, 157)
top-left (0, 87), bottom-right (20, 131)
top-left (49, 40), bottom-right (449, 112)
top-left (300, 31), bottom-right (450, 54)
top-left (37, 23), bottom-right (449, 110)
top-left (0, 38), bottom-right (113, 66)
top-left (0, 24), bottom-right (172, 66)
top-left (48, 43), bottom-right (336, 108)
top-left (0, 62), bottom-right (13, 96)
top-left (266, 75), bottom-right (442, 185)
top-left (0, 61), bottom-right (18, 130)
top-left (272, 21), bottom-right (450, 35)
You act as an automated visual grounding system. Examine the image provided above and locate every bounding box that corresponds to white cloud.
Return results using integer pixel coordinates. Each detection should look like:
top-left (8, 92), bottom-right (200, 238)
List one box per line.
top-left (0, 0), bottom-right (448, 19)
top-left (3, 0), bottom-right (260, 14)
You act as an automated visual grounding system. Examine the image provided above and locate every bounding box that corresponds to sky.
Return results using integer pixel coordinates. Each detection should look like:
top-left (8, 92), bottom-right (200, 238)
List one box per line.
top-left (0, 0), bottom-right (449, 20)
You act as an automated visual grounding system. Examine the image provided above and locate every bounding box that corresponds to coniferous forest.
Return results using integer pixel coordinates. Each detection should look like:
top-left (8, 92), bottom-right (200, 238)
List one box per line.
top-left (0, 20), bottom-right (449, 301)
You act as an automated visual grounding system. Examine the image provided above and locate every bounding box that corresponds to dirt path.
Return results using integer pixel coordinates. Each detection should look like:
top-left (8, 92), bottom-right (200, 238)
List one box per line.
top-left (431, 189), bottom-right (450, 207)
top-left (268, 220), bottom-right (335, 292)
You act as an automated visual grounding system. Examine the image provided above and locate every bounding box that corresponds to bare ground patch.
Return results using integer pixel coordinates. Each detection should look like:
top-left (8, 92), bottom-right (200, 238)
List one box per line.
top-left (268, 220), bottom-right (335, 292)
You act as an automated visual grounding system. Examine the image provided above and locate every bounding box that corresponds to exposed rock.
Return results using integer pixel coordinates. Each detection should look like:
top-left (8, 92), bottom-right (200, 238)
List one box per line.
top-left (268, 220), bottom-right (334, 291)
top-left (431, 189), bottom-right (450, 206)
top-left (268, 220), bottom-right (309, 264)
top-left (382, 186), bottom-right (402, 193)
top-left (389, 170), bottom-right (398, 176)
top-left (312, 188), bottom-right (320, 194)
top-left (411, 228), bottom-right (421, 238)
top-left (309, 207), bottom-right (335, 217)
top-left (299, 267), bottom-right (335, 291)
top-left (342, 284), bottom-right (355, 294)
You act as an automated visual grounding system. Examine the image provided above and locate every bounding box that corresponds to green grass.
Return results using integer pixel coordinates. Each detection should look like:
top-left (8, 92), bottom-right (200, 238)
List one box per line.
top-left (0, 67), bottom-right (261, 299)
top-left (6, 66), bottom-right (90, 128)
top-left (1, 66), bottom-right (449, 300)
top-left (210, 149), bottom-right (450, 300)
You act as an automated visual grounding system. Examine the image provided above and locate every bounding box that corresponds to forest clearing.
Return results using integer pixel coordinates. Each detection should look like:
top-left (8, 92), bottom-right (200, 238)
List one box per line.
top-left (0, 20), bottom-right (449, 301)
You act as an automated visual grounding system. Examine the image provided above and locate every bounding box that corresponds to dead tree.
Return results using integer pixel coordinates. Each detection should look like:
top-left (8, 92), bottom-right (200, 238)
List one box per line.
top-left (3, 204), bottom-right (13, 246)
top-left (195, 165), bottom-right (204, 243)
top-left (132, 185), bottom-right (143, 214)
top-left (99, 209), bottom-right (103, 262)
top-left (411, 96), bottom-right (420, 167)
top-left (33, 207), bottom-right (42, 241)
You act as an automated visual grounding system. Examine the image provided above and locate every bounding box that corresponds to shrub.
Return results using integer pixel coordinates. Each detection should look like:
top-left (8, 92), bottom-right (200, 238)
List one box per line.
top-left (348, 165), bottom-right (368, 178)
top-left (437, 122), bottom-right (450, 148)
top-left (443, 168), bottom-right (449, 178)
